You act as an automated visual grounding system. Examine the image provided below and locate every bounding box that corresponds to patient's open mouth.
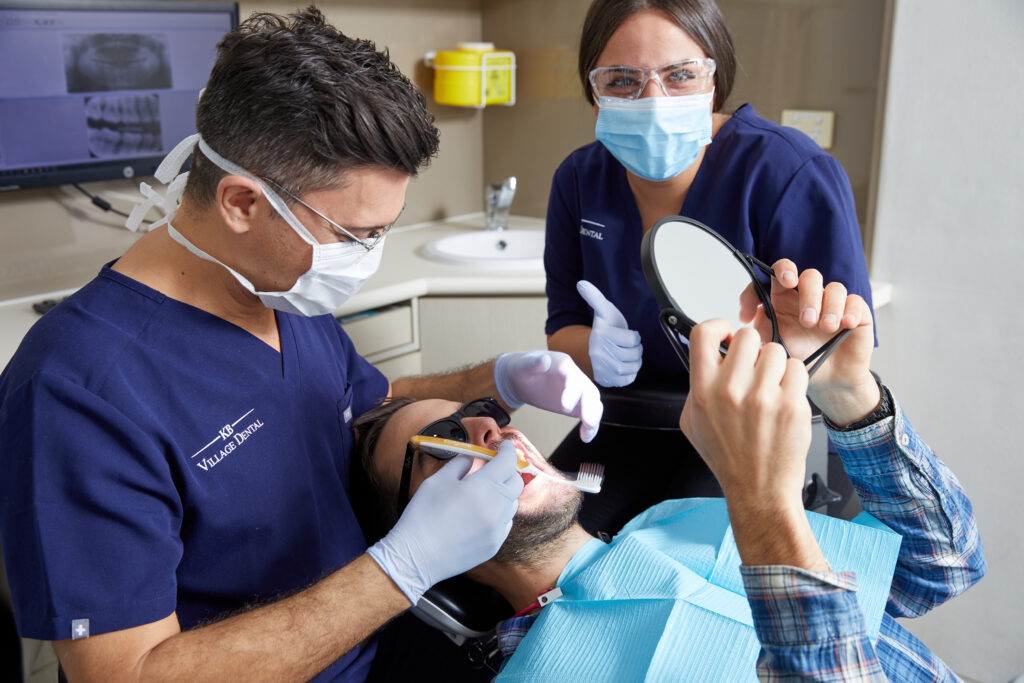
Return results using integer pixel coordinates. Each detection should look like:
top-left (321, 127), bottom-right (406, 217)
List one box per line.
top-left (491, 435), bottom-right (543, 471)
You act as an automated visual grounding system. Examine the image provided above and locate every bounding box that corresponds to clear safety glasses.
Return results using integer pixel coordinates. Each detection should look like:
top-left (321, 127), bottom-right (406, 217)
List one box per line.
top-left (262, 177), bottom-right (398, 251)
top-left (589, 57), bottom-right (716, 101)
top-left (396, 397), bottom-right (510, 516)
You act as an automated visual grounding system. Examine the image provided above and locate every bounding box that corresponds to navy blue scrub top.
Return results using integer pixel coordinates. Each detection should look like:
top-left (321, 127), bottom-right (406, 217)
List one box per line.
top-left (545, 104), bottom-right (874, 386)
top-left (0, 266), bottom-right (388, 681)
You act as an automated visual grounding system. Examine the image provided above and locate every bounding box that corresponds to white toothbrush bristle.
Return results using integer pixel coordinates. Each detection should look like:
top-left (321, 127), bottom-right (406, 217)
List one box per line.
top-left (574, 462), bottom-right (604, 493)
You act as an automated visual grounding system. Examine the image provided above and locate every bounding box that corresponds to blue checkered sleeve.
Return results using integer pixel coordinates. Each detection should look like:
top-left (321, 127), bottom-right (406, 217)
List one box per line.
top-left (827, 395), bottom-right (987, 618)
top-left (741, 566), bottom-right (887, 681)
top-left (496, 614), bottom-right (538, 672)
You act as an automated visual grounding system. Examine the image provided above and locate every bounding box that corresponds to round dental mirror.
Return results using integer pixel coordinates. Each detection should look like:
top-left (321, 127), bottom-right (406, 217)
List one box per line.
top-left (641, 216), bottom-right (776, 347)
top-left (641, 216), bottom-right (850, 377)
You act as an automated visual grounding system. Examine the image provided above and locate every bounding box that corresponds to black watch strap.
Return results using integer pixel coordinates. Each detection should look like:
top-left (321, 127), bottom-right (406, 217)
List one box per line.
top-left (823, 380), bottom-right (893, 432)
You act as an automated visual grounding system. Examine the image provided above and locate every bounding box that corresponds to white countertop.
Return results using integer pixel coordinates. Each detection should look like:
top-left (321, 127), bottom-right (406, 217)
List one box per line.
top-left (0, 212), bottom-right (892, 366)
top-left (0, 214), bottom-right (547, 364)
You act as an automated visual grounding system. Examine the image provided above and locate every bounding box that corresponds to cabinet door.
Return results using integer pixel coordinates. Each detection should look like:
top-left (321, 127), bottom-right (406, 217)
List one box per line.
top-left (374, 351), bottom-right (423, 383)
top-left (418, 296), bottom-right (576, 456)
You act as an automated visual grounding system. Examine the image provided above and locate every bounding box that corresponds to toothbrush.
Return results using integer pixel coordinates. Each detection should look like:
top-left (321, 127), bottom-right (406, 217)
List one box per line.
top-left (410, 435), bottom-right (604, 494)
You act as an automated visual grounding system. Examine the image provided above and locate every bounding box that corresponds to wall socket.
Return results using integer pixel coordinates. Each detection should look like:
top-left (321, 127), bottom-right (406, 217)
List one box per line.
top-left (781, 109), bottom-right (835, 149)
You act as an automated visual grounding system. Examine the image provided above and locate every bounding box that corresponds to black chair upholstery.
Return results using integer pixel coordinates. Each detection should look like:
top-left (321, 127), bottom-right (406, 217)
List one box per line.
top-left (1, 543), bottom-right (22, 683)
top-left (598, 383), bottom-right (687, 430)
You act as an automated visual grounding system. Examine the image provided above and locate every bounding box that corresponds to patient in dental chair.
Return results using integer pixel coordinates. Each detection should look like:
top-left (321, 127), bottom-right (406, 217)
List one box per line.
top-left (353, 273), bottom-right (985, 681)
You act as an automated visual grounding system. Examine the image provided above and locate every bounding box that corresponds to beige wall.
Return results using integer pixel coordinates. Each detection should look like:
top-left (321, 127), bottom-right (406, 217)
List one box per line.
top-left (0, 0), bottom-right (486, 301)
top-left (718, 0), bottom-right (888, 260)
top-left (482, 0), bottom-right (594, 218)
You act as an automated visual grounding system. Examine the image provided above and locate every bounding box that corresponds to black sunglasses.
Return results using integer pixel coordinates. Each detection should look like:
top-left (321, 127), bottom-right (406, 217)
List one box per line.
top-left (396, 397), bottom-right (510, 516)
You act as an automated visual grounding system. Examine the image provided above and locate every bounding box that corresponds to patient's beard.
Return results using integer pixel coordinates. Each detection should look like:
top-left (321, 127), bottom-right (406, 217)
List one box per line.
top-left (491, 489), bottom-right (584, 570)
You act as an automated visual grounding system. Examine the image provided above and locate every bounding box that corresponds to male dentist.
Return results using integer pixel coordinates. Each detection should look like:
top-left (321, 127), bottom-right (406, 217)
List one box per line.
top-left (0, 7), bottom-right (600, 682)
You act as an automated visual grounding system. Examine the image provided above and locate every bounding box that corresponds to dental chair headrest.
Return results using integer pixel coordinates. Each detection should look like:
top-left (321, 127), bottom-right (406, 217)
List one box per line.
top-left (414, 576), bottom-right (513, 644)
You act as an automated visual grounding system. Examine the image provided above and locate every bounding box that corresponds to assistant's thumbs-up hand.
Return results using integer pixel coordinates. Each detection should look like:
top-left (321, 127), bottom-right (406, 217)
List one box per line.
top-left (577, 280), bottom-right (643, 388)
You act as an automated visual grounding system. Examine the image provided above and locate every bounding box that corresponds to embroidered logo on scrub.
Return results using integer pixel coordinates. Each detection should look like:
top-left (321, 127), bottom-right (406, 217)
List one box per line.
top-left (579, 218), bottom-right (605, 241)
top-left (71, 618), bottom-right (90, 640)
top-left (189, 408), bottom-right (265, 472)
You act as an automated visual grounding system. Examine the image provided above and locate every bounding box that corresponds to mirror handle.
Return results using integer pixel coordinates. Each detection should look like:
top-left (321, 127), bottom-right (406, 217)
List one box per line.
top-left (658, 309), bottom-right (692, 372)
top-left (804, 328), bottom-right (853, 378)
top-left (744, 253), bottom-right (775, 279)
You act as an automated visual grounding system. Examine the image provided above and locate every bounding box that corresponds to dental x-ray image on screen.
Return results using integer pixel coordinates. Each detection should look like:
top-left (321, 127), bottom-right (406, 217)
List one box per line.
top-left (84, 94), bottom-right (162, 158)
top-left (63, 33), bottom-right (173, 93)
top-left (0, 1), bottom-right (238, 190)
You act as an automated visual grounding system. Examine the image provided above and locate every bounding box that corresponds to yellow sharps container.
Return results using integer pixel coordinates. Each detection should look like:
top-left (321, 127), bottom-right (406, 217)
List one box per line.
top-left (431, 42), bottom-right (515, 108)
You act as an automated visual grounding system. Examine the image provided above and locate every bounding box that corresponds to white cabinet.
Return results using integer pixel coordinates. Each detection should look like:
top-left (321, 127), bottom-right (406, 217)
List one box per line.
top-left (339, 301), bottom-right (422, 382)
top-left (373, 351), bottom-right (423, 382)
top-left (418, 296), bottom-right (576, 455)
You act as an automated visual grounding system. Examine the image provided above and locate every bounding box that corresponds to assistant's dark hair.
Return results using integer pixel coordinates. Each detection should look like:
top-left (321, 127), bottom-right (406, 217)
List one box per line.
top-left (185, 6), bottom-right (440, 206)
top-left (349, 396), bottom-right (417, 545)
top-left (578, 0), bottom-right (736, 111)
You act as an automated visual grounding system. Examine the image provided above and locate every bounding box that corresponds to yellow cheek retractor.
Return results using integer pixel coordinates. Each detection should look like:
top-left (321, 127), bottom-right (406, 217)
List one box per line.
top-left (408, 435), bottom-right (603, 493)
top-left (409, 435), bottom-right (530, 469)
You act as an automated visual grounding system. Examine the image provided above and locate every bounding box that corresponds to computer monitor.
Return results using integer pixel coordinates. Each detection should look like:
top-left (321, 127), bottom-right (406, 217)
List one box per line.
top-left (0, 0), bottom-right (238, 191)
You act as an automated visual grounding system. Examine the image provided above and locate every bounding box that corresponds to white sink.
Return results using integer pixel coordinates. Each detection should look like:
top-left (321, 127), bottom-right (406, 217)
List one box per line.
top-left (421, 229), bottom-right (545, 270)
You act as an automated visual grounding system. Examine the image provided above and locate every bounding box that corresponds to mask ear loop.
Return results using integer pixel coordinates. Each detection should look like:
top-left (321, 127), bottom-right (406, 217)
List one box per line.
top-left (195, 138), bottom-right (324, 250)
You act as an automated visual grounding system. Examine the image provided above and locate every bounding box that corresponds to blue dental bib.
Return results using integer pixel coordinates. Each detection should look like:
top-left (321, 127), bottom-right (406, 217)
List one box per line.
top-left (497, 498), bottom-right (900, 682)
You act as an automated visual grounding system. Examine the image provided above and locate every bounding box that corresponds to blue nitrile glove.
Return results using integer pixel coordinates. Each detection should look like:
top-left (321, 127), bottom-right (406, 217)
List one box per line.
top-left (577, 280), bottom-right (643, 388)
top-left (494, 350), bottom-right (603, 443)
top-left (367, 441), bottom-right (524, 605)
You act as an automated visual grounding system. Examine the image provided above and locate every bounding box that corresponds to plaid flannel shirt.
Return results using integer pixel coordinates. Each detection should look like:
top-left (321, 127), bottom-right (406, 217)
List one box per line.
top-left (742, 392), bottom-right (985, 681)
top-left (497, 392), bottom-right (985, 681)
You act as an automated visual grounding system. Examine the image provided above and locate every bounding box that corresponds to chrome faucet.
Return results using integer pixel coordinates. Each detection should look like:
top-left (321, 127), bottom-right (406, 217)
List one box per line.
top-left (485, 176), bottom-right (517, 231)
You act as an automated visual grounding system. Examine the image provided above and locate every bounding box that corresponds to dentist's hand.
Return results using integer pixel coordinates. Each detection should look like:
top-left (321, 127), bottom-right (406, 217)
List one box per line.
top-left (494, 350), bottom-right (603, 443)
top-left (577, 280), bottom-right (643, 387)
top-left (367, 441), bottom-right (524, 605)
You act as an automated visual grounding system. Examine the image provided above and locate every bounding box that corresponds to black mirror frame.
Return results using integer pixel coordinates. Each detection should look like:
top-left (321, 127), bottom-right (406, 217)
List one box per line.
top-left (640, 216), bottom-right (782, 370)
top-left (641, 215), bottom-right (849, 377)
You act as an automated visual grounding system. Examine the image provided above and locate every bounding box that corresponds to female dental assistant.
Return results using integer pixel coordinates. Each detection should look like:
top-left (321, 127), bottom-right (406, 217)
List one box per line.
top-left (545, 0), bottom-right (874, 535)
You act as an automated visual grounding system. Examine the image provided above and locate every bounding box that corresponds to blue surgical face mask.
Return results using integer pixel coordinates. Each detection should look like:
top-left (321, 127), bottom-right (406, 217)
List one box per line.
top-left (594, 90), bottom-right (714, 181)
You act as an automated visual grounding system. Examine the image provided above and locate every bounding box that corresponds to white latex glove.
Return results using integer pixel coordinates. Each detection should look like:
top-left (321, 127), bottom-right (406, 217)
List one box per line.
top-left (494, 350), bottom-right (603, 443)
top-left (367, 441), bottom-right (524, 605)
top-left (577, 280), bottom-right (643, 388)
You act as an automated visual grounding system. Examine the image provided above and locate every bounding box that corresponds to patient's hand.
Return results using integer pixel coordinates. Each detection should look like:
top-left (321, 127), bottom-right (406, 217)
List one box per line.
top-left (680, 320), bottom-right (828, 570)
top-left (740, 259), bottom-right (880, 426)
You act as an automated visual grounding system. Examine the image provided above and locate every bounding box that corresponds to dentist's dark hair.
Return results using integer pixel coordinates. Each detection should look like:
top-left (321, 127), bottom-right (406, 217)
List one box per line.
top-left (185, 5), bottom-right (439, 207)
top-left (578, 0), bottom-right (736, 111)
